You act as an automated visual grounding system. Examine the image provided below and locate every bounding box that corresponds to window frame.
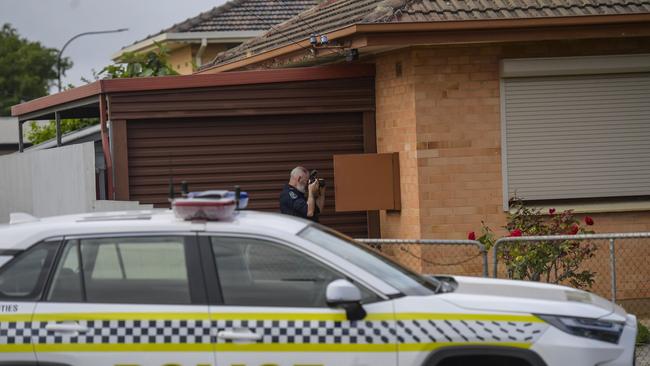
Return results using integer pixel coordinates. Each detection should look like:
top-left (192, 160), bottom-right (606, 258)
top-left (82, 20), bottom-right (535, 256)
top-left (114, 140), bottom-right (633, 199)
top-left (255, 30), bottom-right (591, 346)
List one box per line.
top-left (42, 233), bottom-right (207, 305)
top-left (0, 239), bottom-right (62, 302)
top-left (200, 233), bottom-right (387, 307)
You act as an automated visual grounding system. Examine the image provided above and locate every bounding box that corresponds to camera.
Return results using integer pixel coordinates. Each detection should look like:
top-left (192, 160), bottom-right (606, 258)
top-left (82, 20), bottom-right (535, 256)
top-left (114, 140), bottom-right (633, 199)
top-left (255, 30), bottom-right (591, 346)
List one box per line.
top-left (309, 170), bottom-right (326, 188)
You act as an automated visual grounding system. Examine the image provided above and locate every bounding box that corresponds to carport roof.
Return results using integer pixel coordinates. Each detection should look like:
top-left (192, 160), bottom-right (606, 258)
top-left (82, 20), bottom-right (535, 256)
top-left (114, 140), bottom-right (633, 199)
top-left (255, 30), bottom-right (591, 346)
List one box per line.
top-left (10, 64), bottom-right (375, 122)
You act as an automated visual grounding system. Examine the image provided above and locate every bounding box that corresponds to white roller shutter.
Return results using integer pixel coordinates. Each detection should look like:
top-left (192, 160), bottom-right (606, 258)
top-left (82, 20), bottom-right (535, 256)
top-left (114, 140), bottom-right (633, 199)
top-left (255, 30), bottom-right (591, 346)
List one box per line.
top-left (503, 72), bottom-right (650, 202)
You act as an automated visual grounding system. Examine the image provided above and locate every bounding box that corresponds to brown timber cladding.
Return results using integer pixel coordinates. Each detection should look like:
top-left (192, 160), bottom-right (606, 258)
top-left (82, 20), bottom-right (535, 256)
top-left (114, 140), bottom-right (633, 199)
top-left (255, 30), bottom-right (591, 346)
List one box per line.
top-left (110, 77), bottom-right (375, 237)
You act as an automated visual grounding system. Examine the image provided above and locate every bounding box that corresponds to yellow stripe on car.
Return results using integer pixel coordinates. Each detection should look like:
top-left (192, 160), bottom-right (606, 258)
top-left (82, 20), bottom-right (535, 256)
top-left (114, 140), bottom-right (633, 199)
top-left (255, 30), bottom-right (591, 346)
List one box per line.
top-left (23, 312), bottom-right (543, 322)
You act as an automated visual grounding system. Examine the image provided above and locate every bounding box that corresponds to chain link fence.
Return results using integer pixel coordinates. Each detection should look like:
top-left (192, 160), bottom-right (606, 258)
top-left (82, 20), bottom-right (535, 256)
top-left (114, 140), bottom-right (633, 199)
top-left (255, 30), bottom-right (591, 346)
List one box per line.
top-left (356, 234), bottom-right (650, 365)
top-left (356, 239), bottom-right (488, 278)
top-left (493, 233), bottom-right (650, 365)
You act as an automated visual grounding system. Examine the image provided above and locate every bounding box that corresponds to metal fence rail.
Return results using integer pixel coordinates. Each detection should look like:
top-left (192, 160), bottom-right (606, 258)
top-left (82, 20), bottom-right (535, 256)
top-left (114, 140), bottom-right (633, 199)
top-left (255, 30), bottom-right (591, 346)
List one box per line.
top-left (356, 239), bottom-right (488, 277)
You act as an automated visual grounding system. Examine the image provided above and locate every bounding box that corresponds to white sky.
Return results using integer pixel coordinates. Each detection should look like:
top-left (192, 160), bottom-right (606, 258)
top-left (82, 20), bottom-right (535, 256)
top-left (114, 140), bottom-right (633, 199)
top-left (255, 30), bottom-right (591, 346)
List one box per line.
top-left (0, 0), bottom-right (227, 92)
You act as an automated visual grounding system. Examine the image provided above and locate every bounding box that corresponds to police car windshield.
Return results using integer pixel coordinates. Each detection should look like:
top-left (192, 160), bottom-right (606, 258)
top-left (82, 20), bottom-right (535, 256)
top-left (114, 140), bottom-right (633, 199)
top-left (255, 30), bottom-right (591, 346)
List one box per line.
top-left (299, 225), bottom-right (440, 296)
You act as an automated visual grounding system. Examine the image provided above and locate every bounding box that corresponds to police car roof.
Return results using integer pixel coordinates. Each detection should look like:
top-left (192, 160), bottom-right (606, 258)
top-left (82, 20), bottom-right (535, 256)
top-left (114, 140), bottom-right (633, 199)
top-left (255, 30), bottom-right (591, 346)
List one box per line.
top-left (0, 209), bottom-right (311, 251)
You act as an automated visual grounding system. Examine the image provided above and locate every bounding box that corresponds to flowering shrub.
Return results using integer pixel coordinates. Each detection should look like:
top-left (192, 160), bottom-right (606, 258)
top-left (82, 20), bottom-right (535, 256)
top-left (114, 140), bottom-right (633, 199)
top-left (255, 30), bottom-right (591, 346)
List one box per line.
top-left (472, 197), bottom-right (597, 289)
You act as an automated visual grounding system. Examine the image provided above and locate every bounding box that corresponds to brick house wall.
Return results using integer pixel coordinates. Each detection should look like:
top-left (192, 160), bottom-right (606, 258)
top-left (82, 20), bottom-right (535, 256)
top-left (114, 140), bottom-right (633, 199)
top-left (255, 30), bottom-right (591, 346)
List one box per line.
top-left (371, 38), bottom-right (650, 308)
top-left (373, 37), bottom-right (650, 240)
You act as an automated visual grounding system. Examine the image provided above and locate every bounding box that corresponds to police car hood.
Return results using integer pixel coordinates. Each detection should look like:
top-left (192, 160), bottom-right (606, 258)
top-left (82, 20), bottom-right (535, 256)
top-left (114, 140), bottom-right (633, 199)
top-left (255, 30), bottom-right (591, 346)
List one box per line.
top-left (439, 276), bottom-right (625, 320)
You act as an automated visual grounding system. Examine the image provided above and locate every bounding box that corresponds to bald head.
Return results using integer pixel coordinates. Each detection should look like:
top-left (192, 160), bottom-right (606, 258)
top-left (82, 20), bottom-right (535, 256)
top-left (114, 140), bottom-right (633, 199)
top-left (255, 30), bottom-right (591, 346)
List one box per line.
top-left (291, 166), bottom-right (308, 179)
top-left (289, 166), bottom-right (309, 193)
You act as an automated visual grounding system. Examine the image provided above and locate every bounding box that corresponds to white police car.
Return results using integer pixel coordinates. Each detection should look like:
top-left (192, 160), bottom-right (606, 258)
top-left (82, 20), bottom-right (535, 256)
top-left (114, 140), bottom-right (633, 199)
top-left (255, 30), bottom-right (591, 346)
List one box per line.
top-left (0, 206), bottom-right (638, 366)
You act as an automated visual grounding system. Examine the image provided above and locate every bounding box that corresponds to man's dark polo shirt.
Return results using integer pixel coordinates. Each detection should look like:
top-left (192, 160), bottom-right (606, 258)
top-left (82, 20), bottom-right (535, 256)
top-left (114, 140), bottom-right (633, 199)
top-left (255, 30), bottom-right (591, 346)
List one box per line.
top-left (279, 184), bottom-right (319, 222)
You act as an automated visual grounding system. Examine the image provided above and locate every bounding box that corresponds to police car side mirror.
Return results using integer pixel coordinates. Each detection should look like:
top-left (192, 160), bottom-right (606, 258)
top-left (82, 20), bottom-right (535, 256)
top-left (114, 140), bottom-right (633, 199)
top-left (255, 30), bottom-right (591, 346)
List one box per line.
top-left (326, 279), bottom-right (366, 321)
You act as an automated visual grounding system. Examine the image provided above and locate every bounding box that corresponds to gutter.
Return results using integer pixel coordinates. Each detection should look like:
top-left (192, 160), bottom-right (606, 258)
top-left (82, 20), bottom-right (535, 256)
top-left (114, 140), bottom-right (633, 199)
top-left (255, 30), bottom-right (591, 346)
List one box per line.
top-left (197, 13), bottom-right (650, 74)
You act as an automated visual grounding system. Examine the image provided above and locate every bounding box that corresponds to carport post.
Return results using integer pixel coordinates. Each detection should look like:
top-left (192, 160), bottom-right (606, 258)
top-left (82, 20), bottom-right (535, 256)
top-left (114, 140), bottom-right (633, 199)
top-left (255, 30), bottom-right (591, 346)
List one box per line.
top-left (18, 120), bottom-right (24, 153)
top-left (55, 111), bottom-right (62, 147)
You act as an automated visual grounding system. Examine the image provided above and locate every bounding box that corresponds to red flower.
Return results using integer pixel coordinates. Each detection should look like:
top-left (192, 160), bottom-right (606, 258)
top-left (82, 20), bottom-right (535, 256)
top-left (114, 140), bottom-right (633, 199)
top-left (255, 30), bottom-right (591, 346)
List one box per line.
top-left (468, 231), bottom-right (476, 241)
top-left (570, 224), bottom-right (580, 235)
top-left (509, 229), bottom-right (522, 237)
top-left (549, 208), bottom-right (556, 215)
top-left (585, 216), bottom-right (594, 226)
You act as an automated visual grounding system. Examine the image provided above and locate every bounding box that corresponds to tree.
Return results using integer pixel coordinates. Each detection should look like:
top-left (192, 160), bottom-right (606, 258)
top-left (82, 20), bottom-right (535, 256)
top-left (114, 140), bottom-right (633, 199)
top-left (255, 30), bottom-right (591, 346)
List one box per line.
top-left (0, 23), bottom-right (71, 116)
top-left (27, 42), bottom-right (178, 145)
top-left (26, 118), bottom-right (98, 145)
top-left (97, 42), bottom-right (178, 79)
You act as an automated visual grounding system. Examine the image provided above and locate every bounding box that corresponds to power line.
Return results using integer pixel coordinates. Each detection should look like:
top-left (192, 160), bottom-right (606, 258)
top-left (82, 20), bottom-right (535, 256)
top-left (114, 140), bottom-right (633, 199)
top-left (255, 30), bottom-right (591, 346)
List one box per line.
top-left (276, 0), bottom-right (320, 35)
top-left (249, 11), bottom-right (313, 53)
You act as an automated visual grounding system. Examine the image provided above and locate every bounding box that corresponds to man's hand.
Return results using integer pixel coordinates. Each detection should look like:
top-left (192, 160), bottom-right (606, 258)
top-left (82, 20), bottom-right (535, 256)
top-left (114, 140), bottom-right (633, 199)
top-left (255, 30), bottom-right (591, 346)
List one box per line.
top-left (308, 179), bottom-right (320, 197)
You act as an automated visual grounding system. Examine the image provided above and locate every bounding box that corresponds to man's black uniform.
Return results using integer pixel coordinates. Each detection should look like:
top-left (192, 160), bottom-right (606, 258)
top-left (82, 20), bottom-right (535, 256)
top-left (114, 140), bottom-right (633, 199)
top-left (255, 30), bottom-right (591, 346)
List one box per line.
top-left (279, 184), bottom-right (319, 222)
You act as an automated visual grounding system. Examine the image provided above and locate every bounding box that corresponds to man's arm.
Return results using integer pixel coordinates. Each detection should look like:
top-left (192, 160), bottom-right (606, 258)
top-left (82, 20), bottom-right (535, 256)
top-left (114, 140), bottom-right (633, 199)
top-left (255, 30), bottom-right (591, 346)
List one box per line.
top-left (316, 187), bottom-right (326, 213)
top-left (307, 192), bottom-right (316, 217)
top-left (306, 180), bottom-right (319, 217)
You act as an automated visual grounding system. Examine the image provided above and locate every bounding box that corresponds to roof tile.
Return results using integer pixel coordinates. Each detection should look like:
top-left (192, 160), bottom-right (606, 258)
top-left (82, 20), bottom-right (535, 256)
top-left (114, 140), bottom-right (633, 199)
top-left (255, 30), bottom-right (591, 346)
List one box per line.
top-left (124, 0), bottom-right (318, 50)
top-left (204, 0), bottom-right (650, 68)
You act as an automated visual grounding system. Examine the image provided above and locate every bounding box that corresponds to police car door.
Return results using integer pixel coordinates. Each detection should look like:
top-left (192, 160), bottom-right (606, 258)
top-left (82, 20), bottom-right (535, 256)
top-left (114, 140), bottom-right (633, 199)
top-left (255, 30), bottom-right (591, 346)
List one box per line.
top-left (202, 235), bottom-right (397, 366)
top-left (0, 239), bottom-right (60, 364)
top-left (33, 235), bottom-right (215, 366)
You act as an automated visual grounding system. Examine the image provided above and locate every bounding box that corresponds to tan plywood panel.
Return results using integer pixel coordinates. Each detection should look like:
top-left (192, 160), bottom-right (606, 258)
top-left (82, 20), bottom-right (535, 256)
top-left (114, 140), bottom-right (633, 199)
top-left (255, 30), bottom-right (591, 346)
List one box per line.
top-left (334, 153), bottom-right (400, 212)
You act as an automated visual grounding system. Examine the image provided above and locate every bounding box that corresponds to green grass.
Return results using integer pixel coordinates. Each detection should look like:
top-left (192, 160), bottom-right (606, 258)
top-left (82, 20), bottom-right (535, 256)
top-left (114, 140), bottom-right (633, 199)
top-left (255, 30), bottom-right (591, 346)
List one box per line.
top-left (638, 321), bottom-right (650, 345)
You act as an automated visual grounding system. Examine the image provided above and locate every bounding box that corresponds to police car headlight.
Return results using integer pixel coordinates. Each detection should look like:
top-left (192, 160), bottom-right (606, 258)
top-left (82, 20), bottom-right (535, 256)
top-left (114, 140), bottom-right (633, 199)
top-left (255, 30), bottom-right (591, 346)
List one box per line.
top-left (536, 314), bottom-right (624, 344)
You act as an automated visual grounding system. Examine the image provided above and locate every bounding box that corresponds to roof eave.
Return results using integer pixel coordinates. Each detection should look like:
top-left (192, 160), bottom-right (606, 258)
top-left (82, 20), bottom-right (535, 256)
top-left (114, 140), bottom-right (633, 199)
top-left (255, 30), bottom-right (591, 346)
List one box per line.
top-left (11, 81), bottom-right (104, 120)
top-left (10, 64), bottom-right (376, 120)
top-left (198, 13), bottom-right (650, 74)
top-left (112, 30), bottom-right (264, 60)
top-left (197, 25), bottom-right (361, 74)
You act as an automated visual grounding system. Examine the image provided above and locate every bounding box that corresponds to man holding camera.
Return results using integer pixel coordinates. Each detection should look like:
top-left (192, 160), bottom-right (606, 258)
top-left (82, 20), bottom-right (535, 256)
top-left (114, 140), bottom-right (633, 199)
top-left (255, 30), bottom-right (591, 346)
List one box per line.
top-left (279, 166), bottom-right (325, 222)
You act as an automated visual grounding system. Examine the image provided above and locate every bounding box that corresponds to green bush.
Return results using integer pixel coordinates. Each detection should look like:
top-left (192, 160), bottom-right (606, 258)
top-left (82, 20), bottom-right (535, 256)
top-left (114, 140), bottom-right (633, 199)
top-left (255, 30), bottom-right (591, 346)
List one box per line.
top-left (639, 321), bottom-right (650, 345)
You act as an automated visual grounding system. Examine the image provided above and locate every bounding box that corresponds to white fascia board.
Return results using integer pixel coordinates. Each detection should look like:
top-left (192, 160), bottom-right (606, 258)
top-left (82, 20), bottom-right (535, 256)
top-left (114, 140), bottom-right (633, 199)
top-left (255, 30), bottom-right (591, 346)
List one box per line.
top-left (167, 30), bottom-right (264, 42)
top-left (112, 33), bottom-right (169, 60)
top-left (112, 31), bottom-right (263, 60)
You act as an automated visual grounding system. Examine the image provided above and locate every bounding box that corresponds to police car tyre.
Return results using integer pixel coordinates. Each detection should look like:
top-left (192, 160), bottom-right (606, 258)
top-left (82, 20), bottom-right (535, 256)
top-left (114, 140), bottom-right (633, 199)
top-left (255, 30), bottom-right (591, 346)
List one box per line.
top-left (0, 208), bottom-right (639, 366)
top-left (423, 346), bottom-right (546, 366)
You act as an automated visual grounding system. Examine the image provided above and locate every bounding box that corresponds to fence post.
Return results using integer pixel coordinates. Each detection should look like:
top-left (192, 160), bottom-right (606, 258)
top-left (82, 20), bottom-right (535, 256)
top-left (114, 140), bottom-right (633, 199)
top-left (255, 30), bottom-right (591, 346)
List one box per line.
top-left (482, 249), bottom-right (489, 278)
top-left (492, 240), bottom-right (501, 278)
top-left (609, 238), bottom-right (617, 303)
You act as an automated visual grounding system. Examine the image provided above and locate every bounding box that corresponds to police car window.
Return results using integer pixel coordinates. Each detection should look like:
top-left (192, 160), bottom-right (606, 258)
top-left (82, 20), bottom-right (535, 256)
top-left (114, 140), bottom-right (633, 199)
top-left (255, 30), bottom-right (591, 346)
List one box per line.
top-left (48, 240), bottom-right (83, 302)
top-left (0, 241), bottom-right (58, 301)
top-left (49, 237), bottom-right (192, 305)
top-left (210, 237), bottom-right (378, 307)
top-left (299, 225), bottom-right (439, 296)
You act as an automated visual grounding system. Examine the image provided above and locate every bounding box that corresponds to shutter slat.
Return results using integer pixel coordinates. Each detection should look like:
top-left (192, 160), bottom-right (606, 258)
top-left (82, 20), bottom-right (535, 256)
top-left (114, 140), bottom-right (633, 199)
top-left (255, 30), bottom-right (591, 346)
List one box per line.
top-left (504, 72), bottom-right (650, 201)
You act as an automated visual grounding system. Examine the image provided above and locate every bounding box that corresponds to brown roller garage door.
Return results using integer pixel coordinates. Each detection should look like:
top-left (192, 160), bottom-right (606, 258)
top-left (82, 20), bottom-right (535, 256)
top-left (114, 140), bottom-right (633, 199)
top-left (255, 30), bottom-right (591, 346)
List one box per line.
top-left (127, 113), bottom-right (370, 237)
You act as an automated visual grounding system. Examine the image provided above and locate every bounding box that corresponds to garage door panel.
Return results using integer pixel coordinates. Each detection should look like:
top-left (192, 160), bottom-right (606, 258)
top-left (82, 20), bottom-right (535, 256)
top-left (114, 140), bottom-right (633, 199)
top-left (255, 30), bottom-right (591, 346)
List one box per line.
top-left (127, 113), bottom-right (369, 237)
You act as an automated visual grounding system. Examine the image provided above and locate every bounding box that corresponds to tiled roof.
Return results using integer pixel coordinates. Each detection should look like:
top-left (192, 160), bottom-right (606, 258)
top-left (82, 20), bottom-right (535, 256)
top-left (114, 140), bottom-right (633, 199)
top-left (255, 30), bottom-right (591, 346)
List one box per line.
top-left (125, 0), bottom-right (319, 49)
top-left (396, 0), bottom-right (650, 22)
top-left (165, 0), bottom-right (320, 33)
top-left (205, 0), bottom-right (650, 68)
